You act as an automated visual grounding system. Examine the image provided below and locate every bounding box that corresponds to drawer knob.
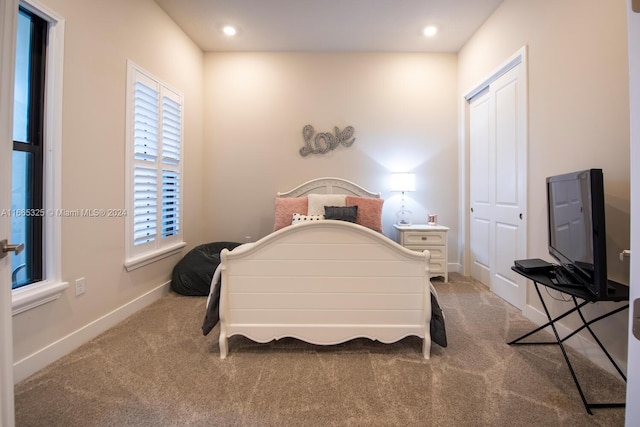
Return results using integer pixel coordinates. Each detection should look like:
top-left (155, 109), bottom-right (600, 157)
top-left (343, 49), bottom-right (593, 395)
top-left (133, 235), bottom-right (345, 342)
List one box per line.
top-left (421, 236), bottom-right (427, 240)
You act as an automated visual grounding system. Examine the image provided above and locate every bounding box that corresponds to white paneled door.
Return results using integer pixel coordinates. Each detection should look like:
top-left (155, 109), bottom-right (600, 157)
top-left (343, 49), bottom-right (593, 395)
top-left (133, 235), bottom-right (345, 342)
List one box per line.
top-left (469, 88), bottom-right (492, 286)
top-left (626, 0), bottom-right (639, 423)
top-left (0, 0), bottom-right (17, 425)
top-left (469, 59), bottom-right (527, 310)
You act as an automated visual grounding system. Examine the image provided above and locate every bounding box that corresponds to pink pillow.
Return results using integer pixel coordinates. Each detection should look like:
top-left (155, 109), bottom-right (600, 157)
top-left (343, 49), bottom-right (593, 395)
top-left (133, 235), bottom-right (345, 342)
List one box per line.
top-left (273, 197), bottom-right (308, 231)
top-left (346, 196), bottom-right (384, 232)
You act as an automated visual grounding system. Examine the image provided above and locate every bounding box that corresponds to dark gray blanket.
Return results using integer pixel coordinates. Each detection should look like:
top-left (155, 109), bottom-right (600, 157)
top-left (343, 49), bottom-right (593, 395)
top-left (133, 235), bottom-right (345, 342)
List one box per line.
top-left (202, 275), bottom-right (222, 336)
top-left (202, 273), bottom-right (447, 348)
top-left (430, 293), bottom-right (447, 347)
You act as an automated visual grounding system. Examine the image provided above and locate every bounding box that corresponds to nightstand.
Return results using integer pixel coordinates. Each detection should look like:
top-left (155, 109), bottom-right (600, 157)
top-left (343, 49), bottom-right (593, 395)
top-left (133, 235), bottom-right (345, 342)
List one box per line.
top-left (394, 224), bottom-right (449, 282)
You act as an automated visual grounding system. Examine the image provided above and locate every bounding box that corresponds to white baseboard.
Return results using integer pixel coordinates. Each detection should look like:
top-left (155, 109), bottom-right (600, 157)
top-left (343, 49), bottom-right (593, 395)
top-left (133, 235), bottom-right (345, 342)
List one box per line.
top-left (522, 304), bottom-right (627, 380)
top-left (13, 281), bottom-right (170, 383)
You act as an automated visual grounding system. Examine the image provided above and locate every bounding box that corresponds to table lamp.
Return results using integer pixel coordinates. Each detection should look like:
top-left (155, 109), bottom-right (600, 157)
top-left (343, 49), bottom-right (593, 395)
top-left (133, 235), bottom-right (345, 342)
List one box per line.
top-left (391, 173), bottom-right (415, 225)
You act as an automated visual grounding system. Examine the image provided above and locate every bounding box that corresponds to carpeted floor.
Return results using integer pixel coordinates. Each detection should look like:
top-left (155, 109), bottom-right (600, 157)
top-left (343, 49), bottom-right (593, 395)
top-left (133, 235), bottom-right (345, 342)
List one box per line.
top-left (14, 273), bottom-right (626, 426)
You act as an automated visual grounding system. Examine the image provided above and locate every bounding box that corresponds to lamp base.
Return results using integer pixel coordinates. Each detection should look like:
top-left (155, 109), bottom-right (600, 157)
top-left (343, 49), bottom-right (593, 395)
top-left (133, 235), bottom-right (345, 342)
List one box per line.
top-left (396, 209), bottom-right (413, 226)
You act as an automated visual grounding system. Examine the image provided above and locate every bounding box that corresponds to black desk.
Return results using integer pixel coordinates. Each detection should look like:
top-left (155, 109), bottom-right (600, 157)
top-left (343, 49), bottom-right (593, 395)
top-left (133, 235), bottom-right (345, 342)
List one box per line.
top-left (510, 266), bottom-right (629, 415)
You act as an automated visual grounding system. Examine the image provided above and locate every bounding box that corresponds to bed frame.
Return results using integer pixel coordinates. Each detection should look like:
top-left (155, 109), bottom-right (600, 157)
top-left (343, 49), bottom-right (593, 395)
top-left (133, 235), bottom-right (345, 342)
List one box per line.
top-left (218, 177), bottom-right (434, 358)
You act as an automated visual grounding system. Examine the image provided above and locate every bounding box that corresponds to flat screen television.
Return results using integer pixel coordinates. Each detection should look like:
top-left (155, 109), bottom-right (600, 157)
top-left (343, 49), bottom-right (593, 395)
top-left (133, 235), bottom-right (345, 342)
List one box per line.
top-left (546, 169), bottom-right (609, 299)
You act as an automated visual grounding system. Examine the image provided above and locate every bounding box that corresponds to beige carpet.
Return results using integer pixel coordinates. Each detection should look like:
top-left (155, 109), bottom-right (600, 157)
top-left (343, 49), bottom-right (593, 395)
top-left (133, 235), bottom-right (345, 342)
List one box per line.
top-left (14, 273), bottom-right (626, 426)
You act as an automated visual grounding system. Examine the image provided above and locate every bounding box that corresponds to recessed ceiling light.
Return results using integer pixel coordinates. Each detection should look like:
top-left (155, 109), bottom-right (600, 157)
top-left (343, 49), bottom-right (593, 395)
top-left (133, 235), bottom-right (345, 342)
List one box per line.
top-left (222, 25), bottom-right (237, 36)
top-left (423, 25), bottom-right (438, 37)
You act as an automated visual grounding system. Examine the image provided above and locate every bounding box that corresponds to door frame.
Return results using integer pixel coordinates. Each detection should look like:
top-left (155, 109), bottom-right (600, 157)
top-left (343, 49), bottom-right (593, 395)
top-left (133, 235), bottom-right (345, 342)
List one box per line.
top-left (461, 46), bottom-right (528, 298)
top-left (0, 0), bottom-right (18, 425)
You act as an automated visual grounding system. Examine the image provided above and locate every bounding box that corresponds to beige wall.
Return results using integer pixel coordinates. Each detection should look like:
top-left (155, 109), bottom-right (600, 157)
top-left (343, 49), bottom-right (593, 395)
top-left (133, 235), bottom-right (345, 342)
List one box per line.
top-left (203, 52), bottom-right (459, 248)
top-left (458, 0), bottom-right (630, 369)
top-left (12, 0), bottom-right (204, 367)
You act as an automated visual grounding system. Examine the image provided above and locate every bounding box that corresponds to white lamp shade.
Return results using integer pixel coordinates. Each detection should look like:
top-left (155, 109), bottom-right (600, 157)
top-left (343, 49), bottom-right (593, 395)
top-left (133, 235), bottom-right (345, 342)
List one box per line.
top-left (391, 173), bottom-right (416, 192)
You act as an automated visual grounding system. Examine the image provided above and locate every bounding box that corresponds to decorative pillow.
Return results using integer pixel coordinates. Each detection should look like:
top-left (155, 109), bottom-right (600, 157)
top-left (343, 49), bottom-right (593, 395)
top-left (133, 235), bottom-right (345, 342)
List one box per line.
top-left (292, 213), bottom-right (325, 224)
top-left (307, 194), bottom-right (346, 216)
top-left (273, 197), bottom-right (308, 231)
top-left (345, 196), bottom-right (384, 232)
top-left (324, 205), bottom-right (358, 223)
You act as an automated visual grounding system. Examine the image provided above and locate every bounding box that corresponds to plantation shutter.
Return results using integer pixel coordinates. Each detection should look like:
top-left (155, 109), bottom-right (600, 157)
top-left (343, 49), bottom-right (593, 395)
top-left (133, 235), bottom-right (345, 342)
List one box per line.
top-left (160, 91), bottom-right (181, 238)
top-left (128, 64), bottom-right (183, 260)
top-left (132, 76), bottom-right (159, 245)
top-left (133, 166), bottom-right (158, 245)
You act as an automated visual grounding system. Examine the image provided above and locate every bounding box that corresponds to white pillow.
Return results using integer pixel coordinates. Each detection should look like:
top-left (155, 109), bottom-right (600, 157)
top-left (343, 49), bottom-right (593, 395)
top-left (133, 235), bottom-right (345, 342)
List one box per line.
top-left (292, 213), bottom-right (325, 224)
top-left (307, 194), bottom-right (346, 216)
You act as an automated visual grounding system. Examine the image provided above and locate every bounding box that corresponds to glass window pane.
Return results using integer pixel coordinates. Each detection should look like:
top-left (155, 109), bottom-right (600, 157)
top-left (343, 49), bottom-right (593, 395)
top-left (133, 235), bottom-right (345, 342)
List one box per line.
top-left (11, 7), bottom-right (46, 290)
top-left (13, 10), bottom-right (31, 144)
top-left (11, 151), bottom-right (33, 288)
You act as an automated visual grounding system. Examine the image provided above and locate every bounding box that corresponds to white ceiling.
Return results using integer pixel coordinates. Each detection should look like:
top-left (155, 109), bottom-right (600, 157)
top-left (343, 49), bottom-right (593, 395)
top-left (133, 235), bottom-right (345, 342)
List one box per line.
top-left (153, 0), bottom-right (504, 52)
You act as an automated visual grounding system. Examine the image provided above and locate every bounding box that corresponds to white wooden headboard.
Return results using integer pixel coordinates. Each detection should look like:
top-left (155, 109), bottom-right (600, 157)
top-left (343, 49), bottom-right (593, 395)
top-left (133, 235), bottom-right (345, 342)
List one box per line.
top-left (277, 177), bottom-right (380, 198)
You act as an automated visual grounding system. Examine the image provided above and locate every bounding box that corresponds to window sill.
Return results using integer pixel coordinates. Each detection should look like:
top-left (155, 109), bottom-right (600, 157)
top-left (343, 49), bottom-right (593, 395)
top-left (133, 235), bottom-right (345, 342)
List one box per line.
top-left (12, 280), bottom-right (69, 316)
top-left (124, 242), bottom-right (186, 271)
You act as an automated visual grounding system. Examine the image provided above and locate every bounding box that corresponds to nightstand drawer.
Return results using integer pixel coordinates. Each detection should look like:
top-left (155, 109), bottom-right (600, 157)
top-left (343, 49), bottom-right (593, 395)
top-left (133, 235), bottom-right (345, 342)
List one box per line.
top-left (406, 246), bottom-right (445, 259)
top-left (394, 224), bottom-right (449, 283)
top-left (429, 259), bottom-right (446, 274)
top-left (403, 231), bottom-right (446, 246)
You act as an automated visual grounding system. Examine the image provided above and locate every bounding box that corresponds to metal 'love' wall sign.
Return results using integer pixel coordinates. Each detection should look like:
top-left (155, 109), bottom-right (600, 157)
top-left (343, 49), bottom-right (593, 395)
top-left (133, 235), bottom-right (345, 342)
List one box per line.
top-left (299, 124), bottom-right (355, 157)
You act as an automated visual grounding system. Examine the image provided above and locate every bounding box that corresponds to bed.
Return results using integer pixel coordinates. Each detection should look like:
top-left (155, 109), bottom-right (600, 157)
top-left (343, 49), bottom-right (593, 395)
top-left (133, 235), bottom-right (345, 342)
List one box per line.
top-left (202, 177), bottom-right (446, 359)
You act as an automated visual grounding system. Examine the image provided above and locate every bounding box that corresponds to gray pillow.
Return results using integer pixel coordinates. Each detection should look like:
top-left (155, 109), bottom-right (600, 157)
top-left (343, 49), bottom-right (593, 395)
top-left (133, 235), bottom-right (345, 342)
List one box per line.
top-left (324, 205), bottom-right (358, 223)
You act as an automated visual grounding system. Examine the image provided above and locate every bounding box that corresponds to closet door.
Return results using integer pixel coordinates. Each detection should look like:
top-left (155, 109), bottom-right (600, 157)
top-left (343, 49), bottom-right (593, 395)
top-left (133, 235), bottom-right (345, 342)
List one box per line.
top-left (469, 62), bottom-right (527, 310)
top-left (469, 88), bottom-right (492, 286)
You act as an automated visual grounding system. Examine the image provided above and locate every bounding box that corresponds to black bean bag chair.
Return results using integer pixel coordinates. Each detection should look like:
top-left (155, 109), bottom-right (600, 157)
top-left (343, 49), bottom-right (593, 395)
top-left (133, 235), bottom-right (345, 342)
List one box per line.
top-left (171, 241), bottom-right (241, 296)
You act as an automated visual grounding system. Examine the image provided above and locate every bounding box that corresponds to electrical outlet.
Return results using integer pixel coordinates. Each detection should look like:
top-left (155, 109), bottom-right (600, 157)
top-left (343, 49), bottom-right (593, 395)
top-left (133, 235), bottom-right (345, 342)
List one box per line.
top-left (75, 277), bottom-right (85, 296)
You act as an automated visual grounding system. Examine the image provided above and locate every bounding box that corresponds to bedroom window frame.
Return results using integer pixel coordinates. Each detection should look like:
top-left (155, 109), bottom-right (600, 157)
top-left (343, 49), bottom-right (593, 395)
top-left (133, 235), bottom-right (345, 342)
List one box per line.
top-left (11, 0), bottom-right (68, 315)
top-left (124, 61), bottom-right (185, 271)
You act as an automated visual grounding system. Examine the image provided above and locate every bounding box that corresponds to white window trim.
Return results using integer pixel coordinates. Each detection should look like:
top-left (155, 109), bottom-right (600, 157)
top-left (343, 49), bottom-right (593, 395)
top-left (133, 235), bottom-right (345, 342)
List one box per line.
top-left (123, 241), bottom-right (185, 271)
top-left (124, 61), bottom-right (184, 271)
top-left (11, 0), bottom-right (68, 316)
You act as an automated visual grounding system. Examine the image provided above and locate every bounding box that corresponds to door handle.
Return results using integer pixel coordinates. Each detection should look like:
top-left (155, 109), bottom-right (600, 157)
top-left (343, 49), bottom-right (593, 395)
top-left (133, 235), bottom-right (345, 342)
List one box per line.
top-left (470, 207), bottom-right (474, 213)
top-left (619, 249), bottom-right (631, 261)
top-left (634, 299), bottom-right (640, 341)
top-left (0, 239), bottom-right (24, 259)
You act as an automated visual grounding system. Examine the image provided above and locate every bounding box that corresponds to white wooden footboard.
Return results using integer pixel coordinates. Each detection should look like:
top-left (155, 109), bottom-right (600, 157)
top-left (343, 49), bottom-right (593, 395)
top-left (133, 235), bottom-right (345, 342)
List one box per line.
top-left (218, 220), bottom-right (432, 359)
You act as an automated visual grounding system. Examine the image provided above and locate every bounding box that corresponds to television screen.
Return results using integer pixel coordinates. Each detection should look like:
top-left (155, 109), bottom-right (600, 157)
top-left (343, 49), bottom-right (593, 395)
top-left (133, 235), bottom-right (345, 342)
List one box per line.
top-left (546, 169), bottom-right (607, 298)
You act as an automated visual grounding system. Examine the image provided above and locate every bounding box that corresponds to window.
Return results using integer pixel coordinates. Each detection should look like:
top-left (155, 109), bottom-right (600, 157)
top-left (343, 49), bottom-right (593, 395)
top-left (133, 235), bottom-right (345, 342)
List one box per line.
top-left (11, 1), bottom-right (67, 315)
top-left (12, 6), bottom-right (46, 289)
top-left (125, 62), bottom-right (185, 270)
